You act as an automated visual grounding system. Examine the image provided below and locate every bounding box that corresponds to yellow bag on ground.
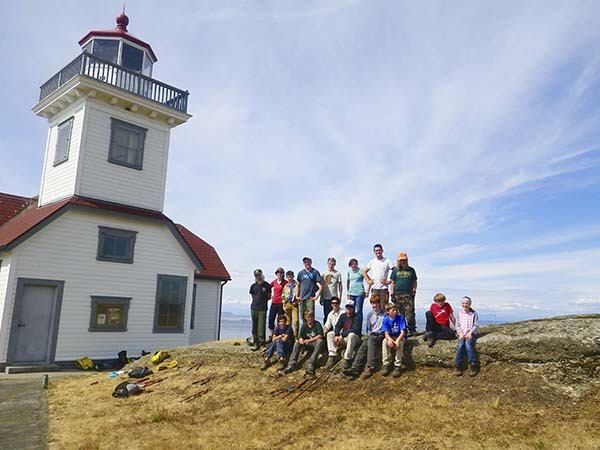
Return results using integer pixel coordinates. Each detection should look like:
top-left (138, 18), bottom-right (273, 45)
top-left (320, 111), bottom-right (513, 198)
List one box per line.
top-left (76, 356), bottom-right (95, 370)
top-left (158, 360), bottom-right (178, 371)
top-left (151, 350), bottom-right (169, 365)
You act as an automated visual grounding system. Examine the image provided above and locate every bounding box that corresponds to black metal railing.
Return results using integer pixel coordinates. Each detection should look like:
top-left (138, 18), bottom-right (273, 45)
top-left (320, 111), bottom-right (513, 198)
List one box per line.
top-left (39, 52), bottom-right (189, 113)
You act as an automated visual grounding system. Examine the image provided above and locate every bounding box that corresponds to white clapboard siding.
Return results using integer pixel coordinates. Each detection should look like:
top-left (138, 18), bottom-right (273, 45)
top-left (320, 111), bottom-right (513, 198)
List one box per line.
top-left (0, 254), bottom-right (14, 361)
top-left (1, 208), bottom-right (196, 362)
top-left (77, 101), bottom-right (170, 212)
top-left (38, 101), bottom-right (86, 206)
top-left (189, 279), bottom-right (221, 344)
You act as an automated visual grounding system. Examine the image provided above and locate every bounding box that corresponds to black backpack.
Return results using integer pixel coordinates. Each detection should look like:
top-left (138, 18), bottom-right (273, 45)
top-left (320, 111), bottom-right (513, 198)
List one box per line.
top-left (128, 367), bottom-right (152, 378)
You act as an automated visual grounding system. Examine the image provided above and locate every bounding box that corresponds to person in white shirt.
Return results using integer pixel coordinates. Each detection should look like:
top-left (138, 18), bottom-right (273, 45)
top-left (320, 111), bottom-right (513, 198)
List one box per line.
top-left (364, 244), bottom-right (394, 309)
top-left (321, 257), bottom-right (343, 322)
top-left (323, 296), bottom-right (343, 368)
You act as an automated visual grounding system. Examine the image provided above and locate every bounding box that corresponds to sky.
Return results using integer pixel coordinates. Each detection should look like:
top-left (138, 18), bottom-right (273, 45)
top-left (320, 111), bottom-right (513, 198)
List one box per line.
top-left (1, 1), bottom-right (600, 323)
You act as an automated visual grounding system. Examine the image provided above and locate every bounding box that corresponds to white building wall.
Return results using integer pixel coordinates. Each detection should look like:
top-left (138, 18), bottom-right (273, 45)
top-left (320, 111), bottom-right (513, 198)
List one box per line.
top-left (0, 209), bottom-right (196, 362)
top-left (0, 254), bottom-right (15, 362)
top-left (38, 101), bottom-right (86, 207)
top-left (77, 101), bottom-right (170, 211)
top-left (189, 279), bottom-right (221, 344)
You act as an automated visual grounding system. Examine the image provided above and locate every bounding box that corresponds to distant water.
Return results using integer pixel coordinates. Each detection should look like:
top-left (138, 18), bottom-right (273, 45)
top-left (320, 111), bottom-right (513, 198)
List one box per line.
top-left (218, 312), bottom-right (503, 340)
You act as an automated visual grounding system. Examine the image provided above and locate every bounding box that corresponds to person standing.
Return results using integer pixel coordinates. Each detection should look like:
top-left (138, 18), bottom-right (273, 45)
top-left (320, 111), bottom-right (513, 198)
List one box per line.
top-left (364, 244), bottom-right (394, 310)
top-left (390, 252), bottom-right (418, 335)
top-left (296, 257), bottom-right (323, 323)
top-left (281, 270), bottom-right (299, 338)
top-left (321, 257), bottom-right (343, 321)
top-left (249, 269), bottom-right (272, 351)
top-left (268, 268), bottom-right (287, 342)
top-left (454, 296), bottom-right (480, 376)
top-left (346, 258), bottom-right (366, 325)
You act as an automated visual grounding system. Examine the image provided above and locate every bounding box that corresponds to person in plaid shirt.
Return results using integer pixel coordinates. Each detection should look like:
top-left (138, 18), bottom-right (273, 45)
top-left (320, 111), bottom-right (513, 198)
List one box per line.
top-left (454, 296), bottom-right (480, 376)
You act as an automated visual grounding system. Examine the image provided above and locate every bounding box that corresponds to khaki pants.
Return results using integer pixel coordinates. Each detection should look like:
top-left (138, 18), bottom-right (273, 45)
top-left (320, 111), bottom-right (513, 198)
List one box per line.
top-left (284, 303), bottom-right (299, 338)
top-left (382, 338), bottom-right (405, 367)
top-left (371, 289), bottom-right (389, 310)
top-left (327, 331), bottom-right (360, 360)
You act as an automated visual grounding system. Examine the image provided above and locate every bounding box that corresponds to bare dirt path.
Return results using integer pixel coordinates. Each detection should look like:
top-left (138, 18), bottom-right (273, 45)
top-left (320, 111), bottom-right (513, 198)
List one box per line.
top-left (0, 377), bottom-right (47, 450)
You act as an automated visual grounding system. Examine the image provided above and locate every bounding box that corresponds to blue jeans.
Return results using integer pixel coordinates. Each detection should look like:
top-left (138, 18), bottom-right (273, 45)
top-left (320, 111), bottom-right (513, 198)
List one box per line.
top-left (265, 340), bottom-right (292, 359)
top-left (454, 336), bottom-right (477, 366)
top-left (350, 294), bottom-right (365, 328)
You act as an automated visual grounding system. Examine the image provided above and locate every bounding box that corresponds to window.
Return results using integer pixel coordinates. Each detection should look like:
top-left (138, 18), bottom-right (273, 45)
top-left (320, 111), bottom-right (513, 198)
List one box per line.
top-left (82, 40), bottom-right (92, 54)
top-left (154, 275), bottom-right (187, 333)
top-left (93, 39), bottom-right (119, 63)
top-left (108, 118), bottom-right (146, 170)
top-left (121, 43), bottom-right (144, 72)
top-left (54, 117), bottom-right (74, 166)
top-left (89, 296), bottom-right (131, 331)
top-left (97, 226), bottom-right (137, 263)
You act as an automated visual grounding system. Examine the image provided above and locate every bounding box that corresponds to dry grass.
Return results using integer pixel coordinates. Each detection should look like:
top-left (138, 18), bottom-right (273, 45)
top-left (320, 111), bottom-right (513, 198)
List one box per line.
top-left (47, 340), bottom-right (600, 450)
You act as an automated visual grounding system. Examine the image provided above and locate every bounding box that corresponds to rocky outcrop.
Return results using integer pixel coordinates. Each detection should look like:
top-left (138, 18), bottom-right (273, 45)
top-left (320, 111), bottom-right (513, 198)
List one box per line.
top-left (407, 314), bottom-right (600, 367)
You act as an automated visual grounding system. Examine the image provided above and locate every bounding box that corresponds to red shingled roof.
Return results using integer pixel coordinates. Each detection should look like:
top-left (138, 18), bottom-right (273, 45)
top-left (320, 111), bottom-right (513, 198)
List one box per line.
top-left (176, 224), bottom-right (231, 281)
top-left (0, 194), bottom-right (230, 281)
top-left (0, 192), bottom-right (34, 228)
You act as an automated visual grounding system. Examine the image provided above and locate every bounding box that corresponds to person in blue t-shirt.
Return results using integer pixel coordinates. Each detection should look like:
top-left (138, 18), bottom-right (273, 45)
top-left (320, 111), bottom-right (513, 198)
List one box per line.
top-left (380, 303), bottom-right (407, 378)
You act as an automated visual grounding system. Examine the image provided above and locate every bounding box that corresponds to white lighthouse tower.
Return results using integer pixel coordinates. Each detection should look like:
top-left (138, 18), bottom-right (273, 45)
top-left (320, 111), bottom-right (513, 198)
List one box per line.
top-left (33, 12), bottom-right (190, 212)
top-left (0, 13), bottom-right (229, 370)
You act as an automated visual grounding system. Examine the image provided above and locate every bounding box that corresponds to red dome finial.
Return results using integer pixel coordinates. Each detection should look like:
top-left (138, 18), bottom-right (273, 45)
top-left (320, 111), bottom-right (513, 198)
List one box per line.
top-left (116, 4), bottom-right (129, 32)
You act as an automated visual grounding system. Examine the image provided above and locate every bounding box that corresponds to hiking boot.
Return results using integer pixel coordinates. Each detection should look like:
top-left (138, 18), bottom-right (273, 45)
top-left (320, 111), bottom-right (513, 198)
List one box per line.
top-left (306, 363), bottom-right (316, 374)
top-left (260, 359), bottom-right (271, 371)
top-left (342, 359), bottom-right (352, 370)
top-left (454, 366), bottom-right (463, 376)
top-left (382, 365), bottom-right (393, 377)
top-left (250, 344), bottom-right (260, 352)
top-left (422, 332), bottom-right (431, 342)
top-left (283, 364), bottom-right (296, 374)
top-left (325, 355), bottom-right (339, 370)
top-left (392, 366), bottom-right (402, 378)
top-left (469, 364), bottom-right (479, 377)
top-left (427, 336), bottom-right (436, 347)
top-left (278, 358), bottom-right (287, 370)
top-left (342, 367), bottom-right (357, 377)
top-left (362, 367), bottom-right (375, 379)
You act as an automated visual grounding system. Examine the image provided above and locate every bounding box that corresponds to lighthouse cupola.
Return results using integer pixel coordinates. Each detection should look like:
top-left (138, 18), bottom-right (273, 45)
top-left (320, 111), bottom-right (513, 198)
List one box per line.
top-left (78, 13), bottom-right (157, 77)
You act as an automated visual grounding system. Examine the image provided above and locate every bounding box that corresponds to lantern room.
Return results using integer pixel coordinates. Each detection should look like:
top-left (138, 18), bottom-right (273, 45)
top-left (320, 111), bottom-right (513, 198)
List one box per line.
top-left (78, 13), bottom-right (157, 77)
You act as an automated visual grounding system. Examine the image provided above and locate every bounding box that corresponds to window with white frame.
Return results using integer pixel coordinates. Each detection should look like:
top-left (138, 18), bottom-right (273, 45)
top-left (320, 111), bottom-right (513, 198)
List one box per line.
top-left (108, 118), bottom-right (147, 170)
top-left (54, 117), bottom-right (74, 166)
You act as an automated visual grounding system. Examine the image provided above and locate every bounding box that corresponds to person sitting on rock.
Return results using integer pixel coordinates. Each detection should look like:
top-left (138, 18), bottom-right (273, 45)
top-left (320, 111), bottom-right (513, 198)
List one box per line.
top-left (381, 303), bottom-right (407, 377)
top-left (423, 293), bottom-right (456, 347)
top-left (327, 300), bottom-right (361, 370)
top-left (284, 310), bottom-right (325, 376)
top-left (454, 296), bottom-right (480, 377)
top-left (343, 296), bottom-right (385, 378)
top-left (323, 296), bottom-right (344, 366)
top-left (262, 315), bottom-right (294, 371)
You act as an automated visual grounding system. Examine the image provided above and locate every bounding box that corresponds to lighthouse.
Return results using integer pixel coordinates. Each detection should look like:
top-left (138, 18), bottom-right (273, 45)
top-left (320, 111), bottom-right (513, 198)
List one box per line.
top-left (33, 12), bottom-right (190, 212)
top-left (0, 13), bottom-right (229, 370)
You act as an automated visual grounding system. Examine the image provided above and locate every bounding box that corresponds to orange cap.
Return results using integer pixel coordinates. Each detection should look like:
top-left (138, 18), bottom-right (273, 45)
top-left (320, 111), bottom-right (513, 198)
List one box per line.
top-left (397, 252), bottom-right (408, 260)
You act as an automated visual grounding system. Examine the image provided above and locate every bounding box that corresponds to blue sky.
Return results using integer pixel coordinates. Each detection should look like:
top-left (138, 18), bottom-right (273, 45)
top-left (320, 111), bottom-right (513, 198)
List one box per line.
top-left (1, 1), bottom-right (600, 322)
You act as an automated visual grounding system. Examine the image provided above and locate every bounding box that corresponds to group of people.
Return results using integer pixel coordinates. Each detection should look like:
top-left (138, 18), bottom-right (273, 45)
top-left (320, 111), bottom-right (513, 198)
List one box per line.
top-left (248, 244), bottom-right (480, 378)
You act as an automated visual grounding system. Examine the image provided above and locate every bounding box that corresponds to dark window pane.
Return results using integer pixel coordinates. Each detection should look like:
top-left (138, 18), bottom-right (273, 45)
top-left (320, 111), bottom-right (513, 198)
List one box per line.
top-left (155, 275), bottom-right (187, 331)
top-left (97, 227), bottom-right (136, 263)
top-left (121, 43), bottom-right (144, 72)
top-left (93, 39), bottom-right (119, 63)
top-left (109, 119), bottom-right (146, 170)
top-left (82, 41), bottom-right (92, 54)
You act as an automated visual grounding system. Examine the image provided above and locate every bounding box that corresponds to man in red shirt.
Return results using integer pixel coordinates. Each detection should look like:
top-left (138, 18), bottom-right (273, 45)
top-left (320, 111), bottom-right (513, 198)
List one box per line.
top-left (268, 268), bottom-right (287, 342)
top-left (424, 293), bottom-right (456, 347)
